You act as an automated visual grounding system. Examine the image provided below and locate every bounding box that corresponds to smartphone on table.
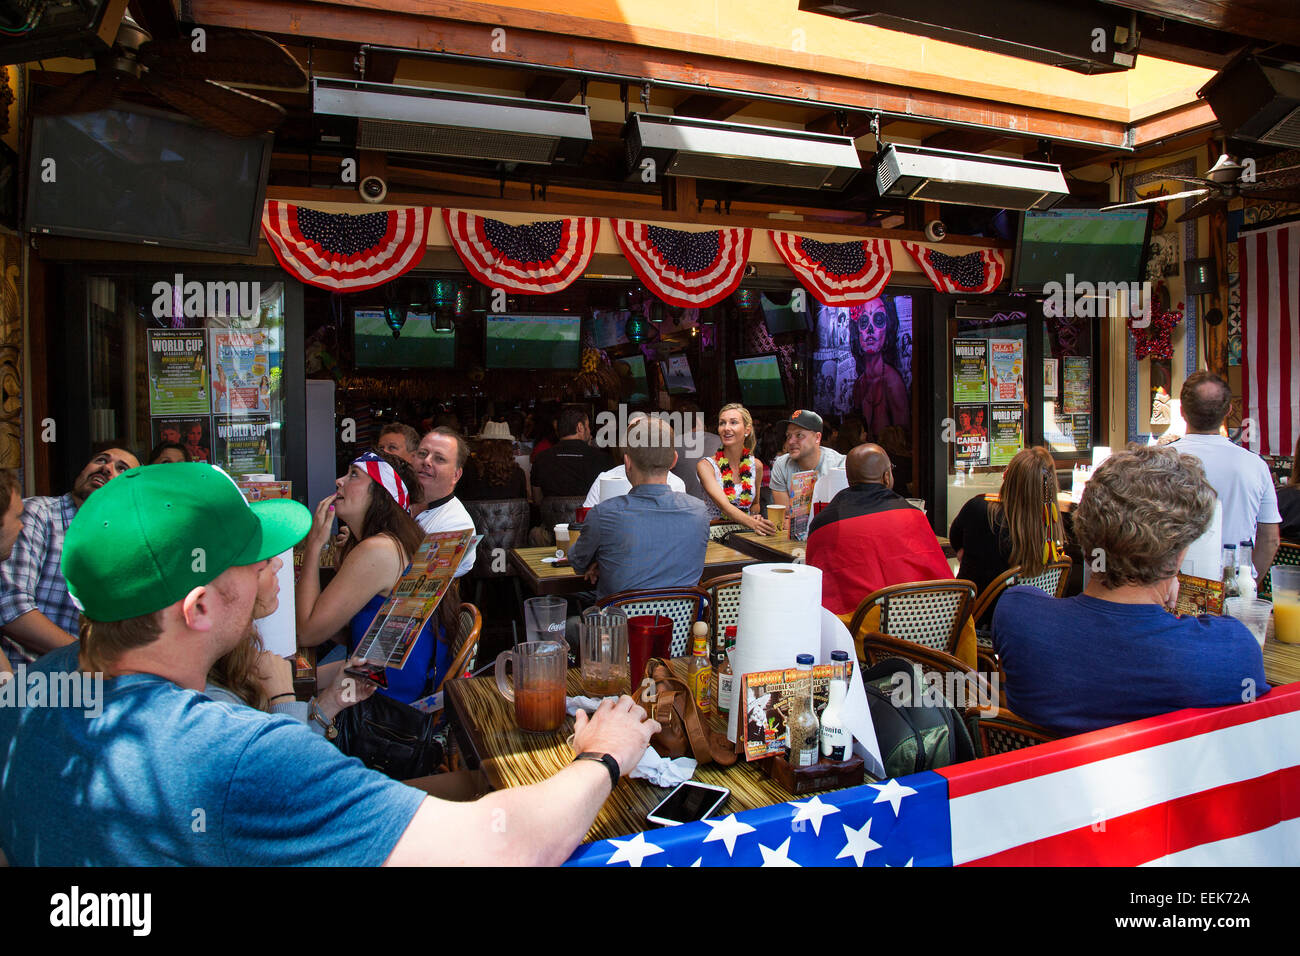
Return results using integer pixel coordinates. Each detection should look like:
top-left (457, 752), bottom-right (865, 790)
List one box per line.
top-left (646, 781), bottom-right (729, 827)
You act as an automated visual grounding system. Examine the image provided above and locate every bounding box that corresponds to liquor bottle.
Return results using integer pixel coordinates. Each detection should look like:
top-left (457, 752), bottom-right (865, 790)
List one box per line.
top-left (1238, 540), bottom-right (1258, 602)
top-left (820, 650), bottom-right (853, 762)
top-left (688, 621), bottom-right (712, 714)
top-left (1222, 544), bottom-right (1240, 600)
top-left (787, 654), bottom-right (820, 768)
top-left (716, 630), bottom-right (737, 715)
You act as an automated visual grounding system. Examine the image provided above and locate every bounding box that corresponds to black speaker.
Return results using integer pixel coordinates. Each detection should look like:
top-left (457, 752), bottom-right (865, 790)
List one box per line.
top-left (1185, 257), bottom-right (1218, 295)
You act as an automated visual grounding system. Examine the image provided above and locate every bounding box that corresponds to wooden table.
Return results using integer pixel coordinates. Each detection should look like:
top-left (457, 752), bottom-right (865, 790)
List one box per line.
top-left (444, 659), bottom-right (858, 843)
top-left (731, 530), bottom-right (958, 562)
top-left (1262, 625), bottom-right (1300, 685)
top-left (509, 540), bottom-right (756, 596)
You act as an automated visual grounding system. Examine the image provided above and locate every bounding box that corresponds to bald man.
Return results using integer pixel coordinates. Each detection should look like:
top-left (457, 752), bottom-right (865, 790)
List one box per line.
top-left (806, 443), bottom-right (951, 617)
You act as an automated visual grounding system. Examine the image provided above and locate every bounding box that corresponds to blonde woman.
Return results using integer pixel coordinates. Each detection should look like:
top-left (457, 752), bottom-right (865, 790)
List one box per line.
top-left (697, 403), bottom-right (776, 535)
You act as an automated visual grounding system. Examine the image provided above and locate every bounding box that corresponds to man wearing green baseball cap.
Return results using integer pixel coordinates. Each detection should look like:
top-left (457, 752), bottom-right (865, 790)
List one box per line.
top-left (0, 463), bottom-right (658, 866)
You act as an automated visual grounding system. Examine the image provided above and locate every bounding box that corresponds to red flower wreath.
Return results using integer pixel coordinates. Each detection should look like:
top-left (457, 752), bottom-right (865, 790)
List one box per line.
top-left (1129, 302), bottom-right (1183, 360)
top-left (715, 448), bottom-right (755, 509)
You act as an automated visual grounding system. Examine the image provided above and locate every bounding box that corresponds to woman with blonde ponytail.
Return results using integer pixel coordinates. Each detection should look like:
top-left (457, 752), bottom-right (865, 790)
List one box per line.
top-left (698, 403), bottom-right (777, 535)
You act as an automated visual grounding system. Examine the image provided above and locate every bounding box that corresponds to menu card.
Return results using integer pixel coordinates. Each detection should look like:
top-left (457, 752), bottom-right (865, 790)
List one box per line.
top-left (739, 662), bottom-right (853, 762)
top-left (787, 470), bottom-right (817, 541)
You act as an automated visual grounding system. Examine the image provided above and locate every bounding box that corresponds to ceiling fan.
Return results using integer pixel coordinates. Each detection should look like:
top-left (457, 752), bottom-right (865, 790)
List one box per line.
top-left (34, 11), bottom-right (307, 139)
top-left (1103, 154), bottom-right (1300, 223)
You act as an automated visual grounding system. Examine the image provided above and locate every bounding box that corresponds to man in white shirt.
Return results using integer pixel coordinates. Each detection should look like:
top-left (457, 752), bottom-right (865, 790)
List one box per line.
top-left (583, 412), bottom-right (686, 507)
top-left (1174, 370), bottom-right (1281, 579)
top-left (413, 427), bottom-right (477, 578)
top-left (769, 409), bottom-right (846, 509)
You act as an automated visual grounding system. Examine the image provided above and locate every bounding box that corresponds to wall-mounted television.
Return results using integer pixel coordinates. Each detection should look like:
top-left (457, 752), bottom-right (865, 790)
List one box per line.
top-left (734, 355), bottom-right (786, 407)
top-left (660, 355), bottom-right (696, 395)
top-left (761, 291), bottom-right (811, 335)
top-left (485, 313), bottom-right (581, 369)
top-left (614, 354), bottom-right (651, 403)
top-left (1013, 208), bottom-right (1152, 292)
top-left (354, 309), bottom-right (456, 368)
top-left (26, 103), bottom-right (272, 255)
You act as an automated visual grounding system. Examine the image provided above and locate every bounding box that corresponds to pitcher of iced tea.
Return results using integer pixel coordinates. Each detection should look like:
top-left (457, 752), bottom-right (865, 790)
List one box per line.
top-left (579, 607), bottom-right (629, 697)
top-left (495, 640), bottom-right (567, 733)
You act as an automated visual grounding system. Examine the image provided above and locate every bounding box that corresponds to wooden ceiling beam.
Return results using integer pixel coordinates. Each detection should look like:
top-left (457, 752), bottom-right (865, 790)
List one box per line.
top-left (527, 75), bottom-right (582, 103)
top-left (674, 94), bottom-right (747, 121)
top-left (189, 0), bottom-right (1131, 148)
top-left (921, 129), bottom-right (1015, 153)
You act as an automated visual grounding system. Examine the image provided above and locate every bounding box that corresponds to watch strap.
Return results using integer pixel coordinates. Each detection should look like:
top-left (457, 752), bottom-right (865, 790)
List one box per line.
top-left (573, 751), bottom-right (620, 790)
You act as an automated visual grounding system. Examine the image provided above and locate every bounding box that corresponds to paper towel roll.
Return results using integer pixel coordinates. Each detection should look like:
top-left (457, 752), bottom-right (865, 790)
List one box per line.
top-left (599, 476), bottom-right (627, 503)
top-left (726, 562), bottom-right (823, 741)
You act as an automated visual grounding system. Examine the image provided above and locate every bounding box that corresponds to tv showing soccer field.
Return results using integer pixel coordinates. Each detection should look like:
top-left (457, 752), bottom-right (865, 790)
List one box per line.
top-left (485, 314), bottom-right (582, 369)
top-left (734, 355), bottom-right (786, 407)
top-left (354, 310), bottom-right (456, 368)
top-left (660, 355), bottom-right (696, 395)
top-left (1014, 209), bottom-right (1151, 291)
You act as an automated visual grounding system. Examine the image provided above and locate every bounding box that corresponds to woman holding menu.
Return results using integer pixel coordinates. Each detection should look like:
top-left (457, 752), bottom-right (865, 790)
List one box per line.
top-left (296, 450), bottom-right (460, 703)
top-left (698, 403), bottom-right (776, 534)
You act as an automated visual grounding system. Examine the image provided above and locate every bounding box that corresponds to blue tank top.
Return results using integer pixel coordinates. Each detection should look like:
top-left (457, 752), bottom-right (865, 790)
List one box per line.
top-left (348, 593), bottom-right (448, 705)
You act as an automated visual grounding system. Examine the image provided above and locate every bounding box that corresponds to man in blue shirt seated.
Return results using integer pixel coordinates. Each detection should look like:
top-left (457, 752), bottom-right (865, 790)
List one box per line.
top-left (0, 463), bottom-right (657, 866)
top-left (993, 445), bottom-right (1268, 737)
top-left (569, 415), bottom-right (709, 600)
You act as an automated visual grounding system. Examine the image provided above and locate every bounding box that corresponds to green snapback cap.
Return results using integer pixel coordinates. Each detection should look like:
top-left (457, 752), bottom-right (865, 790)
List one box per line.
top-left (62, 462), bottom-right (312, 622)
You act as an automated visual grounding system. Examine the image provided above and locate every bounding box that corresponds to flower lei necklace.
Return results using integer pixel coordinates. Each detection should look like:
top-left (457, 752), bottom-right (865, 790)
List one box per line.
top-left (715, 447), bottom-right (755, 509)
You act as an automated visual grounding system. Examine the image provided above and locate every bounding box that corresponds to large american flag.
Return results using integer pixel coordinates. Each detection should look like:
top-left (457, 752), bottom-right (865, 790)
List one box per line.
top-left (1240, 221), bottom-right (1300, 456)
top-left (769, 232), bottom-right (893, 305)
top-left (612, 220), bottom-right (751, 308)
top-left (442, 210), bottom-right (599, 294)
top-left (902, 241), bottom-right (1005, 295)
top-left (565, 684), bottom-right (1300, 866)
top-left (261, 201), bottom-right (432, 292)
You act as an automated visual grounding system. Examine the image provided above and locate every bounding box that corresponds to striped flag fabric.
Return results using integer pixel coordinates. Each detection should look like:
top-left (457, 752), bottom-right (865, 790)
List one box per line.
top-left (612, 220), bottom-right (751, 308)
top-left (769, 232), bottom-right (893, 305)
top-left (901, 241), bottom-right (1005, 294)
top-left (565, 683), bottom-right (1300, 866)
top-left (1239, 221), bottom-right (1300, 456)
top-left (260, 201), bottom-right (432, 292)
top-left (442, 210), bottom-right (599, 294)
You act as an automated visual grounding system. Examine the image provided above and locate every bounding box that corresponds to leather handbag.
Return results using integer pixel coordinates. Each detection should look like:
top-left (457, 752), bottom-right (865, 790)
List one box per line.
top-left (632, 658), bottom-right (737, 767)
top-left (334, 693), bottom-right (444, 780)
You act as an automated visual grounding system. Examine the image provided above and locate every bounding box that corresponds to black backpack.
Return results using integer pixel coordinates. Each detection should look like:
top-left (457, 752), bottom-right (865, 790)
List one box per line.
top-left (861, 658), bottom-right (977, 777)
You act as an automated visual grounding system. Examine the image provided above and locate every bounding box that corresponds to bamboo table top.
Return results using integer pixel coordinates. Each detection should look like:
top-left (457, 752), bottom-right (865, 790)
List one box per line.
top-left (444, 659), bottom-right (856, 844)
top-left (1262, 629), bottom-right (1300, 686)
top-left (731, 531), bottom-right (957, 562)
top-left (509, 540), bottom-right (756, 596)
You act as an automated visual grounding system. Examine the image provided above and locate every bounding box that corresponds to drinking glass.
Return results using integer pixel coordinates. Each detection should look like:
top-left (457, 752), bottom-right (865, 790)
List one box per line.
top-left (524, 595), bottom-right (568, 645)
top-left (579, 607), bottom-right (629, 697)
top-left (494, 640), bottom-right (567, 733)
top-left (1272, 567), bottom-right (1300, 644)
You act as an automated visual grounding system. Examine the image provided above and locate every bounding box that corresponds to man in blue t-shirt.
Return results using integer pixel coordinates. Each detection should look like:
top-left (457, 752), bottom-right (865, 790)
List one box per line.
top-left (993, 446), bottom-right (1268, 737)
top-left (0, 463), bottom-right (657, 866)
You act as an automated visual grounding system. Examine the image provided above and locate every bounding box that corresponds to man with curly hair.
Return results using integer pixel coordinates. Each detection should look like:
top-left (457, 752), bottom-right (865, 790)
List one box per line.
top-left (992, 445), bottom-right (1268, 736)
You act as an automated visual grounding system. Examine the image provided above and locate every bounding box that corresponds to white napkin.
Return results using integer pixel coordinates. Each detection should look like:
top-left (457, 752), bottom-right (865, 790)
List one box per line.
top-left (566, 694), bottom-right (609, 715)
top-left (628, 748), bottom-right (697, 787)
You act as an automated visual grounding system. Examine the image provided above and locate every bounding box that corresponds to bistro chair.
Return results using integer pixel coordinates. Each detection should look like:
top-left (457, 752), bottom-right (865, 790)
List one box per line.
top-left (539, 496), bottom-right (586, 542)
top-left (708, 521), bottom-right (746, 542)
top-left (433, 602), bottom-right (482, 772)
top-left (595, 586), bottom-right (709, 658)
top-left (856, 631), bottom-right (996, 717)
top-left (847, 579), bottom-right (978, 659)
top-left (701, 572), bottom-right (743, 640)
top-left (462, 498), bottom-right (530, 610)
top-left (972, 558), bottom-right (1073, 677)
top-left (1259, 541), bottom-right (1300, 599)
top-left (970, 709), bottom-right (1060, 758)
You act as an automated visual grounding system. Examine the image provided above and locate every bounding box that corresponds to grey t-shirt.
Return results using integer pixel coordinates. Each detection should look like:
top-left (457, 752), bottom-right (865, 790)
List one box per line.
top-left (769, 446), bottom-right (846, 495)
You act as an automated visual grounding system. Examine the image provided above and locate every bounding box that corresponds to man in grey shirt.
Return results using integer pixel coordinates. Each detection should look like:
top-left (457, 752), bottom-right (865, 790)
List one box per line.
top-left (670, 401), bottom-right (722, 501)
top-left (769, 409), bottom-right (846, 508)
top-left (569, 416), bottom-right (708, 600)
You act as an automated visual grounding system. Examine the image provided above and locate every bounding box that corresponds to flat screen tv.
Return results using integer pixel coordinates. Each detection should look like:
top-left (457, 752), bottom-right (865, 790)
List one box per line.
top-left (760, 291), bottom-right (811, 334)
top-left (660, 355), bottom-right (696, 395)
top-left (354, 309), bottom-right (456, 369)
top-left (26, 103), bottom-right (272, 255)
top-left (614, 354), bottom-right (651, 403)
top-left (734, 355), bottom-right (786, 407)
top-left (485, 313), bottom-right (581, 369)
top-left (1013, 208), bottom-right (1152, 292)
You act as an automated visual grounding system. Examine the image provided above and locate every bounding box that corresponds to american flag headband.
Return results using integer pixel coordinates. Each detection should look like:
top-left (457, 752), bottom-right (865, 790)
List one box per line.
top-left (353, 452), bottom-right (409, 511)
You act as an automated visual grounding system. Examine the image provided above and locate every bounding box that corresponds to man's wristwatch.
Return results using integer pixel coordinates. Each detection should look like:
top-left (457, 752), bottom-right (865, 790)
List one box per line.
top-left (308, 697), bottom-right (338, 740)
top-left (572, 752), bottom-right (620, 790)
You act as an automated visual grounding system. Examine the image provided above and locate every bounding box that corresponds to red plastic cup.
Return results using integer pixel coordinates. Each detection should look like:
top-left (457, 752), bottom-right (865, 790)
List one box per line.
top-left (814, 501), bottom-right (829, 516)
top-left (575, 507), bottom-right (591, 524)
top-left (627, 614), bottom-right (674, 686)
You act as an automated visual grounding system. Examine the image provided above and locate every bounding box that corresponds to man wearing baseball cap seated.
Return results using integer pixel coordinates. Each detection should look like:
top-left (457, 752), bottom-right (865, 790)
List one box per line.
top-left (769, 410), bottom-right (846, 511)
top-left (0, 462), bottom-right (656, 866)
